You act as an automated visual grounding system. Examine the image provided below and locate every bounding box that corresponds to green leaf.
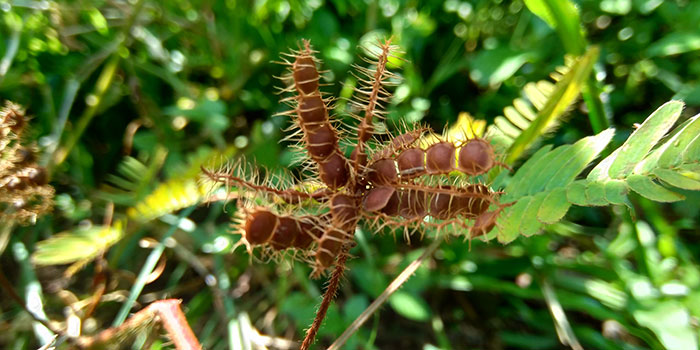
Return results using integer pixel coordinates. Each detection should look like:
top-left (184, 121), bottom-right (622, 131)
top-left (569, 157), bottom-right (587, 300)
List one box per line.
top-left (389, 291), bottom-right (431, 322)
top-left (537, 187), bottom-right (571, 224)
top-left (504, 145), bottom-right (553, 200)
top-left (523, 144), bottom-right (572, 195)
top-left (634, 300), bottom-right (698, 350)
top-left (647, 32), bottom-right (700, 57)
top-left (635, 114), bottom-right (700, 173)
top-left (607, 101), bottom-right (684, 178)
top-left (520, 193), bottom-right (546, 236)
top-left (585, 181), bottom-right (608, 206)
top-left (627, 174), bottom-right (685, 202)
top-left (682, 133), bottom-right (700, 164)
top-left (32, 224), bottom-right (123, 265)
top-left (524, 0), bottom-right (586, 54)
top-left (602, 180), bottom-right (631, 207)
top-left (653, 168), bottom-right (700, 190)
top-left (657, 114), bottom-right (700, 168)
top-left (497, 198), bottom-right (531, 243)
top-left (566, 181), bottom-right (588, 206)
top-left (470, 47), bottom-right (534, 87)
top-left (505, 46), bottom-right (598, 164)
top-left (545, 129), bottom-right (615, 190)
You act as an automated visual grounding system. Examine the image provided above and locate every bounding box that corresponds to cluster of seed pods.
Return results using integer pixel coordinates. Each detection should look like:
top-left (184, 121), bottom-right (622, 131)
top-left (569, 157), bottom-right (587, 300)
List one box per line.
top-left (289, 44), bottom-right (350, 190)
top-left (367, 137), bottom-right (498, 184)
top-left (360, 132), bottom-right (505, 235)
top-left (237, 209), bottom-right (322, 251)
top-left (206, 39), bottom-right (507, 278)
top-left (0, 102), bottom-right (53, 224)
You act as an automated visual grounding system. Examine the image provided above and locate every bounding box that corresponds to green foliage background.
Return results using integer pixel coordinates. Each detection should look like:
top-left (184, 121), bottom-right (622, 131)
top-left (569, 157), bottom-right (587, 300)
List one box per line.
top-left (1, 0), bottom-right (700, 349)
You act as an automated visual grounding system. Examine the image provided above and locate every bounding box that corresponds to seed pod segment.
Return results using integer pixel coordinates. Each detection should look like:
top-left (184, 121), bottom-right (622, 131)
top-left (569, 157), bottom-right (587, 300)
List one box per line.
top-left (457, 138), bottom-right (496, 176)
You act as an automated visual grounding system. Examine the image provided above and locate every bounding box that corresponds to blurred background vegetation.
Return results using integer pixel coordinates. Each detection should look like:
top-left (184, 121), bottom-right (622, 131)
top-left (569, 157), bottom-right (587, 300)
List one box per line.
top-left (1, 0), bottom-right (700, 349)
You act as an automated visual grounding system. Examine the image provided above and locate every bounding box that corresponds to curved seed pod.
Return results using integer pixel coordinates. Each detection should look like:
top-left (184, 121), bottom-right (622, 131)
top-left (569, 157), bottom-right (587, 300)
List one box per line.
top-left (270, 216), bottom-right (299, 250)
top-left (470, 210), bottom-right (500, 238)
top-left (428, 185), bottom-right (493, 220)
top-left (363, 186), bottom-right (396, 212)
top-left (285, 42), bottom-right (350, 189)
top-left (397, 189), bottom-right (427, 219)
top-left (396, 148), bottom-right (426, 179)
top-left (315, 194), bottom-right (359, 270)
top-left (293, 56), bottom-right (320, 96)
top-left (371, 126), bottom-right (427, 161)
top-left (458, 139), bottom-right (496, 176)
top-left (329, 194), bottom-right (358, 230)
top-left (316, 227), bottom-right (345, 269)
top-left (425, 142), bottom-right (456, 174)
top-left (318, 151), bottom-right (350, 189)
top-left (306, 124), bottom-right (338, 159)
top-left (294, 218), bottom-right (321, 249)
top-left (368, 158), bottom-right (398, 185)
top-left (244, 210), bottom-right (279, 245)
top-left (297, 95), bottom-right (327, 124)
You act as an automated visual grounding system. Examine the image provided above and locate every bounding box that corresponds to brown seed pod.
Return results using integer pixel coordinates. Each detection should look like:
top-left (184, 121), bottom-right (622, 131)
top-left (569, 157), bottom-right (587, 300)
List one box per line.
top-left (428, 185), bottom-right (493, 220)
top-left (270, 216), bottom-right (302, 250)
top-left (243, 210), bottom-right (278, 245)
top-left (425, 142), bottom-right (456, 174)
top-left (297, 95), bottom-right (327, 124)
top-left (457, 139), bottom-right (496, 176)
top-left (397, 189), bottom-right (427, 219)
top-left (371, 127), bottom-right (426, 161)
top-left (293, 56), bottom-right (320, 96)
top-left (285, 42), bottom-right (350, 190)
top-left (315, 194), bottom-right (358, 270)
top-left (294, 218), bottom-right (322, 249)
top-left (305, 124), bottom-right (338, 160)
top-left (318, 151), bottom-right (350, 189)
top-left (470, 210), bottom-right (500, 238)
top-left (367, 158), bottom-right (398, 185)
top-left (396, 148), bottom-right (426, 179)
top-left (363, 186), bottom-right (396, 212)
top-left (329, 194), bottom-right (358, 230)
top-left (316, 227), bottom-right (345, 269)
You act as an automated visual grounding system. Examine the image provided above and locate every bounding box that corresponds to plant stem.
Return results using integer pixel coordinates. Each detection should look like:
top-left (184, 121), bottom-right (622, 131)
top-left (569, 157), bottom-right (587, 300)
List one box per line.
top-left (300, 244), bottom-right (351, 350)
top-left (328, 238), bottom-right (442, 350)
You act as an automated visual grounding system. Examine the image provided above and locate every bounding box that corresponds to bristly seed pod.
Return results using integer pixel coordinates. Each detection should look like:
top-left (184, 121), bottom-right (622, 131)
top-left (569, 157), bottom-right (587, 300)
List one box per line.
top-left (241, 209), bottom-right (320, 251)
top-left (286, 41), bottom-right (350, 190)
top-left (367, 158), bottom-right (398, 185)
top-left (293, 56), bottom-right (320, 96)
top-left (244, 210), bottom-right (278, 245)
top-left (425, 142), bottom-right (456, 174)
top-left (315, 194), bottom-right (358, 271)
top-left (318, 151), bottom-right (350, 189)
top-left (457, 138), bottom-right (496, 176)
top-left (396, 148), bottom-right (425, 179)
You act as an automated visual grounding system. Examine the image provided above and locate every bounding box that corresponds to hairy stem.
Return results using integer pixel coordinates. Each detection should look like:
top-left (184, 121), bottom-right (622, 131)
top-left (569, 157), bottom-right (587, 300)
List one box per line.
top-left (300, 244), bottom-right (351, 350)
top-left (328, 238), bottom-right (441, 350)
top-left (353, 39), bottom-right (392, 172)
